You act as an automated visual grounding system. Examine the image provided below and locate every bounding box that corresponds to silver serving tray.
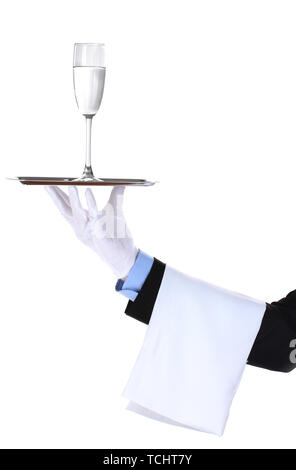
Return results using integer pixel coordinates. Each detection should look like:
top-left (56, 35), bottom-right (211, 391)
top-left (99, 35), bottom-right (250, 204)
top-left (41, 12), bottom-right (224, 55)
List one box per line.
top-left (8, 176), bottom-right (156, 186)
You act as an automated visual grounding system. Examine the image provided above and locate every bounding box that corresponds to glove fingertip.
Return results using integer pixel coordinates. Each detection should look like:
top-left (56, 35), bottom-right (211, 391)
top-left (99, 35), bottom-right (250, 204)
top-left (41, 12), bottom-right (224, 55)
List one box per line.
top-left (44, 185), bottom-right (55, 194)
top-left (68, 185), bottom-right (77, 197)
top-left (85, 187), bottom-right (93, 200)
top-left (68, 186), bottom-right (83, 210)
top-left (114, 185), bottom-right (125, 195)
top-left (85, 188), bottom-right (95, 208)
top-left (108, 185), bottom-right (125, 208)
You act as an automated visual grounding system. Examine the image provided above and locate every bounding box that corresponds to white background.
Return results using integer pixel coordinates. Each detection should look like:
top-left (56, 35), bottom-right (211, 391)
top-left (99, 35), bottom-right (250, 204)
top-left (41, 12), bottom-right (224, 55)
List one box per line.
top-left (0, 0), bottom-right (295, 449)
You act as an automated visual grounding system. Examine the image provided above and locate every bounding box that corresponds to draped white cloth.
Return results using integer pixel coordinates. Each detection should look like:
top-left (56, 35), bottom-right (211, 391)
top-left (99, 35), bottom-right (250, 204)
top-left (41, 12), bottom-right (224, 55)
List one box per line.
top-left (123, 266), bottom-right (266, 435)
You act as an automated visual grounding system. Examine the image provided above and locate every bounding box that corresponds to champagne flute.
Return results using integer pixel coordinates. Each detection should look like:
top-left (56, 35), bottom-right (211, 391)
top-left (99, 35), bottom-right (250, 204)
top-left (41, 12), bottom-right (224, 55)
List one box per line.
top-left (73, 43), bottom-right (106, 181)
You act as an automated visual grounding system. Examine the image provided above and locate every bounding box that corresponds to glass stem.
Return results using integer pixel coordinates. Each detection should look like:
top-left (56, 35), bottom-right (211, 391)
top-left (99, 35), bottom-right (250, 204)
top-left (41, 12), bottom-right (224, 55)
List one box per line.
top-left (82, 116), bottom-right (94, 178)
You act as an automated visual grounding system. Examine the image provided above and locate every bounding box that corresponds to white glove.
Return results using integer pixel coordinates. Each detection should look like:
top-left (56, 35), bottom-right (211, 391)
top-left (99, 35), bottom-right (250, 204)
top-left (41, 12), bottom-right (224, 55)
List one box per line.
top-left (45, 185), bottom-right (138, 279)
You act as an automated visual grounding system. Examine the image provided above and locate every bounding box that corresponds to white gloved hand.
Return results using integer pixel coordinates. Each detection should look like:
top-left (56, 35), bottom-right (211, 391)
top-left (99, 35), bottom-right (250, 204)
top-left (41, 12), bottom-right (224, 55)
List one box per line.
top-left (45, 185), bottom-right (138, 279)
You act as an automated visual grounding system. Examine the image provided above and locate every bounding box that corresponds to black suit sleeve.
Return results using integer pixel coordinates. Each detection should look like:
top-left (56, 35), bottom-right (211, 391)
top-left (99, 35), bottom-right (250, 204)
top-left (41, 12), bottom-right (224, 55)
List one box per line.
top-left (125, 258), bottom-right (165, 324)
top-left (247, 290), bottom-right (296, 372)
top-left (125, 259), bottom-right (296, 373)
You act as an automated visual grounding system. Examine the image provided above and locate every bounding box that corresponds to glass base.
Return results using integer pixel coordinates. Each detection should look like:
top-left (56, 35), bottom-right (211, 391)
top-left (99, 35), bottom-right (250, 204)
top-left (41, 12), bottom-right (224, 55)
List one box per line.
top-left (73, 166), bottom-right (103, 182)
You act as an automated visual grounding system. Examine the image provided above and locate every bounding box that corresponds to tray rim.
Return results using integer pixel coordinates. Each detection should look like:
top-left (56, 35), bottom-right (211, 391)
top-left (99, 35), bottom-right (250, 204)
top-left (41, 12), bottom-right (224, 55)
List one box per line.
top-left (7, 176), bottom-right (156, 186)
